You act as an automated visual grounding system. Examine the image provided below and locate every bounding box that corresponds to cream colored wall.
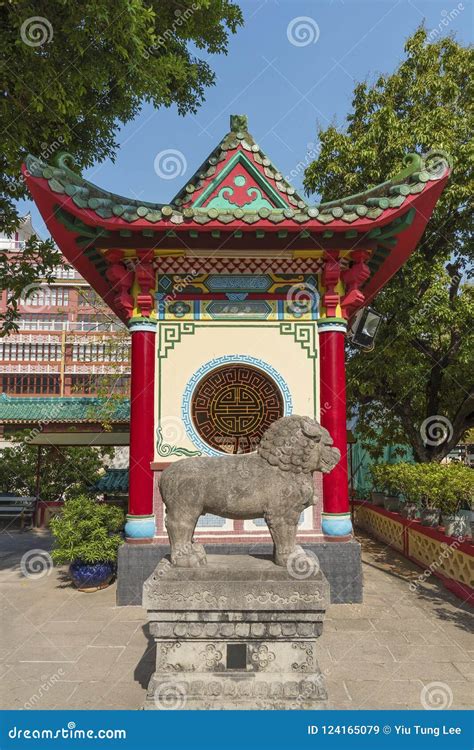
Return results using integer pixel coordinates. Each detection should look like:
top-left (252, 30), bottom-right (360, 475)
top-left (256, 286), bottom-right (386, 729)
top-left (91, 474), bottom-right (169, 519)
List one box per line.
top-left (154, 320), bottom-right (319, 461)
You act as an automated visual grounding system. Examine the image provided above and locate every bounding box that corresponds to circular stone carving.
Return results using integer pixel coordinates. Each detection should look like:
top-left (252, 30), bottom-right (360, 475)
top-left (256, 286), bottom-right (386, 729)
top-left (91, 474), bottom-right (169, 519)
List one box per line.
top-left (191, 364), bottom-right (284, 454)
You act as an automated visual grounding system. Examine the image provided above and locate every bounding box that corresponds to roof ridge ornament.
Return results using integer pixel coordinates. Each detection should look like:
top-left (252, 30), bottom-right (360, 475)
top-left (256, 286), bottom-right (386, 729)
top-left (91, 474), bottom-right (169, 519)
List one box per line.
top-left (391, 153), bottom-right (424, 182)
top-left (230, 114), bottom-right (248, 133)
top-left (423, 149), bottom-right (453, 179)
top-left (52, 152), bottom-right (79, 173)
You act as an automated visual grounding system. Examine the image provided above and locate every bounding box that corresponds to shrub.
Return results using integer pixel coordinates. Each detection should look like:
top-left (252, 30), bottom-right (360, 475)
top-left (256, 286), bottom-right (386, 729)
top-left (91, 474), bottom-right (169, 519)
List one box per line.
top-left (370, 464), bottom-right (401, 496)
top-left (370, 462), bottom-right (474, 513)
top-left (50, 496), bottom-right (124, 565)
top-left (370, 465), bottom-right (391, 494)
top-left (437, 463), bottom-right (474, 516)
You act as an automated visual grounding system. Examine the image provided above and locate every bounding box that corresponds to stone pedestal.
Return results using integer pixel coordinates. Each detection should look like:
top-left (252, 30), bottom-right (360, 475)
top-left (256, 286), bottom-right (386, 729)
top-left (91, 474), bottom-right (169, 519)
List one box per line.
top-left (142, 554), bottom-right (329, 710)
top-left (118, 539), bottom-right (362, 606)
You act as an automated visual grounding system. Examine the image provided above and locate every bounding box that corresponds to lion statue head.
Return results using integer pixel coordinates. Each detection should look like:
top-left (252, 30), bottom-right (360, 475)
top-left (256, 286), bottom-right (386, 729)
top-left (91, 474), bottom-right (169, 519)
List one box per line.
top-left (257, 415), bottom-right (340, 474)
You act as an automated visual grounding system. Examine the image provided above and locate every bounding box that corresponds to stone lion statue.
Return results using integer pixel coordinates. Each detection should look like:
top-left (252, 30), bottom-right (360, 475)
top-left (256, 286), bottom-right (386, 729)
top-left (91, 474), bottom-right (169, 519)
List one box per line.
top-left (160, 415), bottom-right (340, 568)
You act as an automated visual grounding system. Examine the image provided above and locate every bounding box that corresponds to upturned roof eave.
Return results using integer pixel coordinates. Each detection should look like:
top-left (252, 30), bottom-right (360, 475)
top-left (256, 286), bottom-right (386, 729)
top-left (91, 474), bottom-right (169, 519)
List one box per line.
top-left (22, 164), bottom-right (449, 236)
top-left (23, 143), bottom-right (450, 233)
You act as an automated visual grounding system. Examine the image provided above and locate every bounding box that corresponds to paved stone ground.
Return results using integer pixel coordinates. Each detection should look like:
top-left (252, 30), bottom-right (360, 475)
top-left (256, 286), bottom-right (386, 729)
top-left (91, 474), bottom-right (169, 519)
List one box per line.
top-left (0, 528), bottom-right (472, 710)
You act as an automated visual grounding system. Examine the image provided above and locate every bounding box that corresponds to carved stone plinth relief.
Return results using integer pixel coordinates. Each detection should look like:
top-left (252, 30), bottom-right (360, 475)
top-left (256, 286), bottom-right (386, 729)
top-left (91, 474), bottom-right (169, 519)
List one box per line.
top-left (143, 554), bottom-right (329, 710)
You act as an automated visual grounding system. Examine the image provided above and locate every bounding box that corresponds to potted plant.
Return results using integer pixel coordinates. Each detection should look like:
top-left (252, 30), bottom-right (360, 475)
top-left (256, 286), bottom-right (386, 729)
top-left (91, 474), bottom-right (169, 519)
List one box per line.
top-left (379, 465), bottom-right (402, 512)
top-left (50, 495), bottom-right (124, 591)
top-left (438, 464), bottom-right (473, 538)
top-left (370, 465), bottom-right (389, 506)
top-left (394, 464), bottom-right (421, 520)
top-left (415, 463), bottom-right (441, 526)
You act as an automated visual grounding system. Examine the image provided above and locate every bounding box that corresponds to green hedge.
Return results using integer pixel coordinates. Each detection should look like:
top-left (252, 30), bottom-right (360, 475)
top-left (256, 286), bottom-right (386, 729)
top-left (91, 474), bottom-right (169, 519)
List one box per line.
top-left (370, 462), bottom-right (473, 514)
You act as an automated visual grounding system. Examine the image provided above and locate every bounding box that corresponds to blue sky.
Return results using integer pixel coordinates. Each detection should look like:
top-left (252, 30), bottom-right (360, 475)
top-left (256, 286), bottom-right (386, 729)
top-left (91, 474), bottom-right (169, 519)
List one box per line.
top-left (23, 0), bottom-right (472, 237)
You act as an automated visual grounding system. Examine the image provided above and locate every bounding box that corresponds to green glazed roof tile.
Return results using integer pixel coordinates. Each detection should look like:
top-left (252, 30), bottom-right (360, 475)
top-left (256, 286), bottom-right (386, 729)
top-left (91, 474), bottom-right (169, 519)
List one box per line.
top-left (0, 394), bottom-right (130, 423)
top-left (25, 118), bottom-right (450, 231)
top-left (95, 468), bottom-right (128, 494)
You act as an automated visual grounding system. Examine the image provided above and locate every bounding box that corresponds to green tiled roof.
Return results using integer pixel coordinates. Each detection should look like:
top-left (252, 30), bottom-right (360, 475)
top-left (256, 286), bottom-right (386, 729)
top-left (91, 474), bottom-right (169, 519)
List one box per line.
top-left (0, 395), bottom-right (130, 423)
top-left (24, 114), bottom-right (450, 228)
top-left (95, 468), bottom-right (128, 494)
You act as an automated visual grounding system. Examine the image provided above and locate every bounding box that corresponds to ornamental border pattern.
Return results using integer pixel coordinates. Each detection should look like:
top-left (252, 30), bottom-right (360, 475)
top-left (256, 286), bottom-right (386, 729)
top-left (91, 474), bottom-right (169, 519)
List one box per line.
top-left (279, 323), bottom-right (318, 359)
top-left (155, 321), bottom-right (317, 459)
top-left (181, 354), bottom-right (293, 457)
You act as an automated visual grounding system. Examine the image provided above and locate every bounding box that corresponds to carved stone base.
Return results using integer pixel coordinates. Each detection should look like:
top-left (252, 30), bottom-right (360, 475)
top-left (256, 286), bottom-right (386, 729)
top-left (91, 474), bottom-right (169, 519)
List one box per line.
top-left (142, 554), bottom-right (329, 710)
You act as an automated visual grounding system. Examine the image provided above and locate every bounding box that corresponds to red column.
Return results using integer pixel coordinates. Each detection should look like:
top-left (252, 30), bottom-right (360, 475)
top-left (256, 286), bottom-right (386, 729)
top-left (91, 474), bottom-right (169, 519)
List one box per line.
top-left (318, 318), bottom-right (352, 537)
top-left (124, 319), bottom-right (156, 540)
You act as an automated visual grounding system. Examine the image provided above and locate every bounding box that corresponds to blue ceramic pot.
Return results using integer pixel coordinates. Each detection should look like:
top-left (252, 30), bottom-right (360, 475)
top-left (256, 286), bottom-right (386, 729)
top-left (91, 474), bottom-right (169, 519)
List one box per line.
top-left (69, 560), bottom-right (115, 590)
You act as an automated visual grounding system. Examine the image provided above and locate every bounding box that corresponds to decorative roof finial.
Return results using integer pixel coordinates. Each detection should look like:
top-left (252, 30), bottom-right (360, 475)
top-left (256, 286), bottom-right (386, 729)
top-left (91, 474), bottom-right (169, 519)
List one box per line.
top-left (230, 114), bottom-right (248, 133)
top-left (53, 152), bottom-right (78, 172)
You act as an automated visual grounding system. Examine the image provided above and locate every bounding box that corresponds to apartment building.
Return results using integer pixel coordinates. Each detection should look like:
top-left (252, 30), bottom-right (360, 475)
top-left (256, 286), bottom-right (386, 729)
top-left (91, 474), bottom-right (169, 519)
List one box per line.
top-left (0, 215), bottom-right (130, 397)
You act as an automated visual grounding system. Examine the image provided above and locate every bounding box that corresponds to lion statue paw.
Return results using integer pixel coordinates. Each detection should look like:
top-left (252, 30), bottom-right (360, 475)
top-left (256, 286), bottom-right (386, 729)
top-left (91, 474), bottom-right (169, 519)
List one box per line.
top-left (171, 542), bottom-right (207, 568)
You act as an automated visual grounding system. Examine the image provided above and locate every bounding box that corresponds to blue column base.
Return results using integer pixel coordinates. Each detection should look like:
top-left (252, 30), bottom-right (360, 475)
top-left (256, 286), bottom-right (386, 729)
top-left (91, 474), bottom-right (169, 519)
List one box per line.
top-left (321, 513), bottom-right (353, 537)
top-left (124, 514), bottom-right (156, 540)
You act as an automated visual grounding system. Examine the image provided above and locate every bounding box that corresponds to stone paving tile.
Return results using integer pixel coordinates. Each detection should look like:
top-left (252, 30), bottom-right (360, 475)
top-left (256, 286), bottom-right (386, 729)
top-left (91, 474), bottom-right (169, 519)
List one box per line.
top-left (387, 643), bottom-right (470, 663)
top-left (326, 643), bottom-right (395, 664)
top-left (98, 681), bottom-right (148, 710)
top-left (453, 661), bottom-right (474, 680)
top-left (449, 631), bottom-right (474, 650)
top-left (73, 646), bottom-right (125, 682)
top-left (326, 661), bottom-right (395, 682)
top-left (390, 661), bottom-right (469, 682)
top-left (373, 619), bottom-right (442, 635)
top-left (0, 679), bottom-right (81, 710)
top-left (419, 681), bottom-right (472, 710)
top-left (345, 679), bottom-right (426, 708)
top-left (325, 680), bottom-right (352, 707)
top-left (1, 529), bottom-right (473, 710)
top-left (89, 621), bottom-right (142, 648)
top-left (114, 606), bottom-right (146, 622)
top-left (8, 642), bottom-right (79, 665)
top-left (61, 682), bottom-right (104, 710)
top-left (13, 659), bottom-right (79, 682)
top-left (77, 606), bottom-right (122, 622)
top-left (399, 632), bottom-right (430, 645)
top-left (330, 618), bottom-right (375, 632)
top-left (35, 625), bottom-right (111, 649)
top-left (373, 632), bottom-right (415, 647)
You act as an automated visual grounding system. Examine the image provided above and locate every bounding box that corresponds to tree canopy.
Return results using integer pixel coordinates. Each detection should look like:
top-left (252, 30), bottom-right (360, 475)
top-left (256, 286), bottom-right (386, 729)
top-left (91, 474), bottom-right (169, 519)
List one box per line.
top-left (0, 437), bottom-right (113, 501)
top-left (304, 27), bottom-right (473, 462)
top-left (1, 0), bottom-right (243, 333)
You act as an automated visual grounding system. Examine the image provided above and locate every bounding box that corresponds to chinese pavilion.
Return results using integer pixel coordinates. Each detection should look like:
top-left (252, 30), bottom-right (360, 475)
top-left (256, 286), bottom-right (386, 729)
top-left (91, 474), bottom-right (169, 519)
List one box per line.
top-left (24, 115), bottom-right (449, 601)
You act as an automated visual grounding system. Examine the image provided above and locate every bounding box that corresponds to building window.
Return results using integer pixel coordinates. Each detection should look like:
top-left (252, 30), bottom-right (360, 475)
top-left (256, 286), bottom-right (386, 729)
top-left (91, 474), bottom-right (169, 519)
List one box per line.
top-left (18, 314), bottom-right (67, 331)
top-left (20, 286), bottom-right (70, 307)
top-left (72, 341), bottom-right (130, 362)
top-left (0, 343), bottom-right (61, 361)
top-left (0, 374), bottom-right (60, 395)
top-left (53, 265), bottom-right (76, 279)
top-left (77, 288), bottom-right (102, 307)
top-left (76, 314), bottom-right (123, 332)
top-left (70, 374), bottom-right (130, 395)
top-left (75, 313), bottom-right (125, 331)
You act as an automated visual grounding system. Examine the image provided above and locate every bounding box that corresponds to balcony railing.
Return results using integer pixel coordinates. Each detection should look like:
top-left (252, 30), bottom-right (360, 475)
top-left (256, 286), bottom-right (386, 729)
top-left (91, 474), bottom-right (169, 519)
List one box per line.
top-left (17, 320), bottom-right (125, 333)
top-left (0, 239), bottom-right (26, 251)
top-left (0, 363), bottom-right (61, 374)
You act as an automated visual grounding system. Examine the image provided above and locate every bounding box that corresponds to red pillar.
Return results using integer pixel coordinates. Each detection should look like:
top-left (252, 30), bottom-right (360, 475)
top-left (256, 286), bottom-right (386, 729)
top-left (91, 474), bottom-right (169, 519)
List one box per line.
top-left (124, 319), bottom-right (156, 540)
top-left (318, 318), bottom-right (352, 536)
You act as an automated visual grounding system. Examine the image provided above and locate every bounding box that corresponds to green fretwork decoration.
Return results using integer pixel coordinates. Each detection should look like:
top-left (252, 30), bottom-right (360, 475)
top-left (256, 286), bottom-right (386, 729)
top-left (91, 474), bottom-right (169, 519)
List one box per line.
top-left (157, 322), bottom-right (195, 359)
top-left (156, 426), bottom-right (201, 458)
top-left (193, 152), bottom-right (288, 210)
top-left (206, 181), bottom-right (274, 211)
top-left (279, 323), bottom-right (318, 359)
